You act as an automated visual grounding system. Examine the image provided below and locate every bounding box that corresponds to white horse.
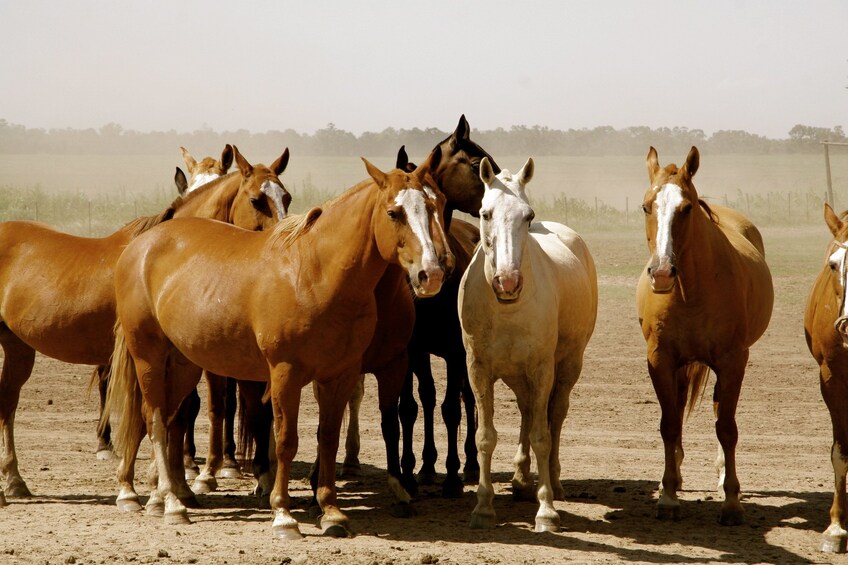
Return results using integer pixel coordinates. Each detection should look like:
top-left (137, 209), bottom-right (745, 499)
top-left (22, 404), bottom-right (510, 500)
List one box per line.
top-left (458, 157), bottom-right (598, 532)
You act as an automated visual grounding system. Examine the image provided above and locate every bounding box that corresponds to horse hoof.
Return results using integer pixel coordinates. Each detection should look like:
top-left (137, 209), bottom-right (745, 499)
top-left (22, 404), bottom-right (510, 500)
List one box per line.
top-left (5, 480), bottom-right (32, 498)
top-left (272, 525), bottom-right (304, 540)
top-left (321, 523), bottom-right (352, 538)
top-left (390, 502), bottom-right (415, 518)
top-left (219, 466), bottom-right (242, 480)
top-left (417, 470), bottom-right (437, 486)
top-left (164, 510), bottom-right (191, 525)
top-left (191, 477), bottom-right (217, 495)
top-left (821, 534), bottom-right (848, 553)
top-left (341, 460), bottom-right (362, 479)
top-left (441, 477), bottom-right (465, 499)
top-left (146, 502), bottom-right (165, 517)
top-left (95, 449), bottom-right (114, 461)
top-left (469, 512), bottom-right (497, 529)
top-left (718, 507), bottom-right (745, 526)
top-left (116, 497), bottom-right (143, 513)
top-left (534, 518), bottom-right (561, 533)
top-left (184, 467), bottom-right (199, 481)
top-left (656, 503), bottom-right (680, 521)
top-left (463, 468), bottom-right (480, 485)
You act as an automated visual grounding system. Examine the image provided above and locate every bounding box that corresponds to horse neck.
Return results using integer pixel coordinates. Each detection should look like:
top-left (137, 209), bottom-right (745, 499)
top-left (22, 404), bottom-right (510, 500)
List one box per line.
top-left (675, 206), bottom-right (723, 297)
top-left (172, 174), bottom-right (237, 222)
top-left (288, 181), bottom-right (388, 297)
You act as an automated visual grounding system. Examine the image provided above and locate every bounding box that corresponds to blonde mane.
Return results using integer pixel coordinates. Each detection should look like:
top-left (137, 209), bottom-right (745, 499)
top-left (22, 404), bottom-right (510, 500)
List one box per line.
top-left (267, 207), bottom-right (323, 250)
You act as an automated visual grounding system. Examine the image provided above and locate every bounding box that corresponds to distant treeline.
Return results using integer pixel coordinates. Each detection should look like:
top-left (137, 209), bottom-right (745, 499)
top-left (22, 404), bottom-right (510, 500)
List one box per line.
top-left (0, 119), bottom-right (844, 157)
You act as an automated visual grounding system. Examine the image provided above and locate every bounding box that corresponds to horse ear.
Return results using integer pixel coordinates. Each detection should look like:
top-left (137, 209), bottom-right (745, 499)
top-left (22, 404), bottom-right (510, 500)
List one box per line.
top-left (174, 167), bottom-right (188, 196)
top-left (271, 148), bottom-right (290, 176)
top-left (825, 202), bottom-right (844, 238)
top-left (480, 157), bottom-right (496, 186)
top-left (427, 145), bottom-right (442, 172)
top-left (681, 146), bottom-right (700, 180)
top-left (180, 146), bottom-right (197, 174)
top-left (233, 145), bottom-right (253, 178)
top-left (396, 145), bottom-right (409, 170)
top-left (220, 144), bottom-right (234, 172)
top-left (646, 146), bottom-right (660, 182)
top-left (453, 115), bottom-right (471, 142)
top-left (362, 157), bottom-right (387, 188)
top-left (517, 158), bottom-right (534, 186)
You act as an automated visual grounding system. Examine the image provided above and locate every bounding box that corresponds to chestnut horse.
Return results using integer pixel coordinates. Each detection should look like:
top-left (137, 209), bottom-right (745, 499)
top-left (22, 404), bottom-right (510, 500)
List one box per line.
top-left (459, 157), bottom-right (597, 532)
top-left (179, 144), bottom-right (234, 193)
top-left (636, 146), bottom-right (773, 525)
top-left (804, 203), bottom-right (848, 553)
top-left (106, 156), bottom-right (451, 538)
top-left (0, 146), bottom-right (290, 505)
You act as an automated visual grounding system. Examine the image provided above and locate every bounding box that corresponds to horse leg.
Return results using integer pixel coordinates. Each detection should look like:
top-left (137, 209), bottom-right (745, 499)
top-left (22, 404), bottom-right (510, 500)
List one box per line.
top-left (115, 408), bottom-right (146, 513)
top-left (648, 356), bottom-right (684, 520)
top-left (460, 362), bottom-right (479, 485)
top-left (468, 363), bottom-right (497, 529)
top-left (220, 377), bottom-right (242, 479)
top-left (94, 365), bottom-right (114, 460)
top-left (0, 328), bottom-right (35, 498)
top-left (375, 355), bottom-right (415, 517)
top-left (398, 363), bottom-right (420, 496)
top-left (416, 355), bottom-right (439, 486)
top-left (820, 362), bottom-right (848, 553)
top-left (511, 391), bottom-right (535, 503)
top-left (170, 395), bottom-right (200, 508)
top-left (440, 354), bottom-right (466, 498)
top-left (341, 374), bottom-right (365, 478)
top-left (548, 357), bottom-right (582, 502)
top-left (237, 380), bottom-right (274, 499)
top-left (192, 371), bottom-right (227, 494)
top-left (181, 387), bottom-right (200, 480)
top-left (713, 350), bottom-right (748, 526)
top-left (269, 368), bottom-right (304, 540)
top-left (671, 367), bottom-right (690, 493)
top-left (313, 373), bottom-right (361, 537)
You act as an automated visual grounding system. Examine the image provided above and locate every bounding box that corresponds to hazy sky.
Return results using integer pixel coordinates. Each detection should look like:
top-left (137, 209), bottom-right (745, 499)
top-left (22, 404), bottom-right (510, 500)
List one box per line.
top-left (1, 1), bottom-right (845, 139)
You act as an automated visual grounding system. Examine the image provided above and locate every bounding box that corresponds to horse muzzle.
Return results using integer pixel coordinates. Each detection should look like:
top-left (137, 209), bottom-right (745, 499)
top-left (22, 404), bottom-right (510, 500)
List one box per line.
top-left (492, 271), bottom-right (523, 302)
top-left (648, 258), bottom-right (677, 293)
top-left (413, 266), bottom-right (445, 298)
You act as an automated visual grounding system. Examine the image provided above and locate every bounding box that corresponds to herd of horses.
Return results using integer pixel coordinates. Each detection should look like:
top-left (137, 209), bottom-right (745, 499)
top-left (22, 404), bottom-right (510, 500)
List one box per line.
top-left (1, 116), bottom-right (848, 552)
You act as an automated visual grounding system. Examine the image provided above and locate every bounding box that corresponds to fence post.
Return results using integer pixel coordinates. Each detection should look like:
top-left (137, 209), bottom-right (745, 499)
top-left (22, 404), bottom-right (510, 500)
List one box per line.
top-left (825, 141), bottom-right (834, 208)
top-left (594, 197), bottom-right (599, 228)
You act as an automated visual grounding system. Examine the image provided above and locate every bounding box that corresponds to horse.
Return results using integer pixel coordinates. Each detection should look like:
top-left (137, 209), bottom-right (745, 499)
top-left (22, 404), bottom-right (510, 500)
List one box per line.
top-left (342, 116), bottom-right (496, 498)
top-left (0, 146), bottom-right (291, 505)
top-left (459, 157), bottom-right (597, 532)
top-left (179, 144), bottom-right (234, 193)
top-left (106, 155), bottom-right (452, 538)
top-left (804, 203), bottom-right (848, 553)
top-left (636, 146), bottom-right (773, 525)
top-left (95, 147), bottom-right (235, 460)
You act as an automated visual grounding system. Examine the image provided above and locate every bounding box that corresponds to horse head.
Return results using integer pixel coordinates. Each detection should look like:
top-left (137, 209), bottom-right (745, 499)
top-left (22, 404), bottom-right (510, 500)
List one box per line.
top-left (478, 156), bottom-right (536, 302)
top-left (363, 154), bottom-right (453, 298)
top-left (230, 145), bottom-right (292, 230)
top-left (180, 144), bottom-right (234, 193)
top-left (642, 146), bottom-right (702, 293)
top-left (823, 203), bottom-right (848, 345)
top-left (430, 115), bottom-right (500, 225)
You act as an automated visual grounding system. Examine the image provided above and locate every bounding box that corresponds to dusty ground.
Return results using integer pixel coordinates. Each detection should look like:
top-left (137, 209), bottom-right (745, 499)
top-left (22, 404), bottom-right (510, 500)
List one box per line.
top-left (1, 225), bottom-right (845, 565)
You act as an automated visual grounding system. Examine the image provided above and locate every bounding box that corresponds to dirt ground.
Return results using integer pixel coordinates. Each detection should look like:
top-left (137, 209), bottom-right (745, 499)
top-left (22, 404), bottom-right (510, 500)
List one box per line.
top-left (1, 225), bottom-right (845, 565)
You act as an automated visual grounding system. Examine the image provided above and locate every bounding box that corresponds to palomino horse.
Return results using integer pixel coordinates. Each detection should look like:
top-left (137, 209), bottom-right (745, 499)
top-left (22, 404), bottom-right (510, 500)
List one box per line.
top-left (804, 203), bottom-right (848, 553)
top-left (96, 146), bottom-right (234, 459)
top-left (343, 117), bottom-right (496, 498)
top-left (636, 146), bottom-right (773, 524)
top-left (459, 157), bottom-right (597, 532)
top-left (107, 156), bottom-right (451, 538)
top-left (0, 146), bottom-right (291, 506)
top-left (180, 144), bottom-right (234, 193)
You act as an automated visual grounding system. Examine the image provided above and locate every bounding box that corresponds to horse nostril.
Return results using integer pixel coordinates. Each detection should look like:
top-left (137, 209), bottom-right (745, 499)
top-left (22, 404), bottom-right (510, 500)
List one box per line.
top-left (647, 267), bottom-right (653, 276)
top-left (418, 270), bottom-right (429, 285)
top-left (670, 266), bottom-right (677, 277)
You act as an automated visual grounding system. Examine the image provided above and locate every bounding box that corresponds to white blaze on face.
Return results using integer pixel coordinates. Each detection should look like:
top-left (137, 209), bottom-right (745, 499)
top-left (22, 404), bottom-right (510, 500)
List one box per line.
top-left (261, 180), bottom-right (288, 220)
top-left (830, 244), bottom-right (848, 318)
top-left (423, 185), bottom-right (443, 230)
top-left (395, 188), bottom-right (439, 271)
top-left (655, 183), bottom-right (684, 260)
top-left (188, 172), bottom-right (220, 192)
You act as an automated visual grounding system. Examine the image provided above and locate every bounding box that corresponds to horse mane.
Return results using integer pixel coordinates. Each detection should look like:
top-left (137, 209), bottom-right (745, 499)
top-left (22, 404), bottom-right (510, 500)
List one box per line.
top-left (267, 207), bottom-right (323, 250)
top-left (698, 198), bottom-right (718, 224)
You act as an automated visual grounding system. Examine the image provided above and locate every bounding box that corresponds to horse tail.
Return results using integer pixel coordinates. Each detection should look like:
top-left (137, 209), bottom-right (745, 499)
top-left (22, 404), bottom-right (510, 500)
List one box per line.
top-left (102, 321), bottom-right (145, 458)
top-left (683, 362), bottom-right (711, 418)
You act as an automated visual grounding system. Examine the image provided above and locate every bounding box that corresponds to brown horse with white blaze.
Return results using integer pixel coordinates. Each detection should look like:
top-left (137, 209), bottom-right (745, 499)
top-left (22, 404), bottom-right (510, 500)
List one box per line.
top-left (107, 155), bottom-right (451, 538)
top-left (0, 146), bottom-right (290, 505)
top-left (636, 146), bottom-right (773, 525)
top-left (805, 204), bottom-right (848, 553)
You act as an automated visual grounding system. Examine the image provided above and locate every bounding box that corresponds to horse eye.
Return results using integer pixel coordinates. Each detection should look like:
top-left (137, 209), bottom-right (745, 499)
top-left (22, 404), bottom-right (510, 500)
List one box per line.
top-left (641, 204), bottom-right (650, 214)
top-left (527, 211), bottom-right (535, 223)
top-left (387, 208), bottom-right (404, 221)
top-left (681, 203), bottom-right (693, 215)
top-left (481, 210), bottom-right (492, 221)
top-left (831, 261), bottom-right (839, 271)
